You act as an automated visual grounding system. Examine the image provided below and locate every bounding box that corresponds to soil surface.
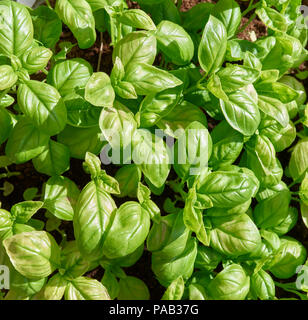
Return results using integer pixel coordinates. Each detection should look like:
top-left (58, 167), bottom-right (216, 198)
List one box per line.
top-left (1, 0), bottom-right (307, 300)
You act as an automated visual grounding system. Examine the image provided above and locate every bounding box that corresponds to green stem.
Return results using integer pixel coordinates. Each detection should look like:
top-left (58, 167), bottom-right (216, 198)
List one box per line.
top-left (97, 32), bottom-right (104, 72)
top-left (236, 12), bottom-right (257, 36)
top-left (241, 1), bottom-right (259, 17)
top-left (167, 180), bottom-right (187, 200)
top-left (0, 88), bottom-right (10, 100)
top-left (293, 117), bottom-right (306, 126)
top-left (288, 180), bottom-right (299, 189)
top-left (177, 0), bottom-right (183, 10)
top-left (291, 197), bottom-right (300, 203)
top-left (184, 73), bottom-right (208, 95)
top-left (45, 0), bottom-right (52, 9)
top-left (42, 69), bottom-right (48, 75)
top-left (297, 132), bottom-right (305, 139)
top-left (274, 282), bottom-right (307, 300)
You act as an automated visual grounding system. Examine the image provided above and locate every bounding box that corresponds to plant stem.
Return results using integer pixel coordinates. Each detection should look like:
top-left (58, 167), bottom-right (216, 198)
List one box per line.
top-left (42, 69), bottom-right (48, 75)
top-left (177, 0), bottom-right (182, 10)
top-left (167, 180), bottom-right (187, 200)
top-left (293, 117), bottom-right (306, 126)
top-left (0, 88), bottom-right (10, 100)
top-left (274, 281), bottom-right (307, 300)
top-left (291, 197), bottom-right (300, 203)
top-left (241, 1), bottom-right (259, 17)
top-left (45, 0), bottom-right (52, 9)
top-left (288, 180), bottom-right (298, 189)
top-left (97, 32), bottom-right (104, 72)
top-left (236, 12), bottom-right (256, 36)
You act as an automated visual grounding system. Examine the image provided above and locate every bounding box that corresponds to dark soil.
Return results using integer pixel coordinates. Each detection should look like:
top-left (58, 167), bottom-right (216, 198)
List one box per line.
top-left (0, 0), bottom-right (307, 301)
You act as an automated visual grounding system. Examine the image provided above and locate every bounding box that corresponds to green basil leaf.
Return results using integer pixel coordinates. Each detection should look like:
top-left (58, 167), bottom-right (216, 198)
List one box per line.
top-left (161, 276), bottom-right (184, 300)
top-left (253, 190), bottom-right (291, 229)
top-left (139, 86), bottom-right (182, 128)
top-left (17, 80), bottom-right (67, 136)
top-left (289, 138), bottom-right (308, 181)
top-left (255, 82), bottom-right (299, 104)
top-left (250, 270), bottom-right (275, 300)
top-left (260, 120), bottom-right (296, 152)
top-left (195, 246), bottom-right (222, 272)
top-left (114, 81), bottom-right (138, 99)
top-left (258, 95), bottom-right (289, 128)
top-left (117, 9), bottom-right (156, 31)
top-left (60, 241), bottom-right (89, 280)
top-left (218, 65), bottom-right (260, 93)
top-left (113, 31), bottom-right (157, 68)
top-left (0, 65), bottom-right (18, 90)
top-left (207, 74), bottom-right (229, 102)
top-left (64, 94), bottom-right (102, 128)
top-left (210, 213), bottom-right (261, 257)
top-left (21, 46), bottom-right (52, 75)
top-left (245, 134), bottom-right (283, 187)
top-left (3, 231), bottom-right (60, 279)
top-left (32, 140), bottom-right (70, 177)
top-left (0, 94), bottom-right (14, 108)
top-left (220, 90), bottom-right (260, 136)
top-left (212, 0), bottom-right (241, 38)
top-left (0, 109), bottom-right (14, 145)
top-left (269, 236), bottom-right (307, 279)
top-left (182, 2), bottom-right (214, 31)
top-left (65, 277), bottom-right (110, 300)
top-left (31, 6), bottom-right (62, 48)
top-left (132, 129), bottom-right (170, 188)
top-left (55, 0), bottom-right (96, 49)
top-left (279, 75), bottom-right (307, 106)
top-left (209, 121), bottom-right (244, 169)
top-left (102, 202), bottom-right (150, 259)
top-left (183, 188), bottom-right (209, 246)
top-left (73, 180), bottom-right (117, 261)
top-left (155, 20), bottom-right (194, 66)
top-left (43, 274), bottom-right (67, 300)
top-left (47, 58), bottom-right (93, 97)
top-left (198, 15), bottom-right (227, 76)
top-left (57, 125), bottom-right (105, 160)
top-left (157, 100), bottom-right (208, 138)
top-left (256, 7), bottom-right (288, 33)
top-left (85, 72), bottom-right (115, 107)
top-left (5, 118), bottom-right (49, 164)
top-left (11, 201), bottom-right (43, 224)
top-left (99, 102), bottom-right (137, 149)
top-left (207, 264), bottom-right (250, 300)
top-left (152, 238), bottom-right (197, 287)
top-left (125, 63), bottom-right (182, 95)
top-left (174, 121), bottom-right (212, 179)
top-left (117, 276), bottom-right (150, 300)
top-left (0, 209), bottom-right (13, 240)
top-left (197, 170), bottom-right (259, 208)
top-left (0, 1), bottom-right (33, 57)
top-left (115, 164), bottom-right (141, 198)
top-left (43, 176), bottom-right (80, 221)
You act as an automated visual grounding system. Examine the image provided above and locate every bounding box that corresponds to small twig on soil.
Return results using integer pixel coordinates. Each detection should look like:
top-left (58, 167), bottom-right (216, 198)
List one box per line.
top-left (97, 32), bottom-right (104, 72)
